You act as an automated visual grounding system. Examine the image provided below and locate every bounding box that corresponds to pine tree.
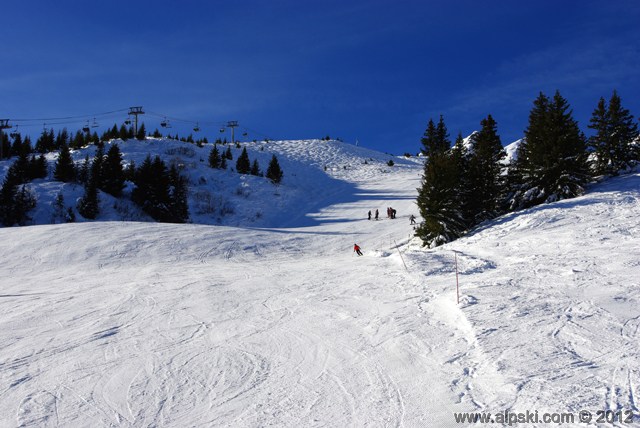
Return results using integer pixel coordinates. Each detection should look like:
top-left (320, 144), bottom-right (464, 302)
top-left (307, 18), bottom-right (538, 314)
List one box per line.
top-left (220, 156), bottom-right (227, 169)
top-left (420, 116), bottom-right (451, 157)
top-left (119, 124), bottom-right (130, 140)
top-left (415, 151), bottom-right (467, 247)
top-left (168, 164), bottom-right (189, 223)
top-left (77, 176), bottom-right (99, 219)
top-left (35, 129), bottom-right (55, 153)
top-left (71, 130), bottom-right (86, 149)
top-left (10, 133), bottom-right (23, 157)
top-left (225, 146), bottom-right (233, 160)
top-left (0, 156), bottom-right (32, 226)
top-left (250, 158), bottom-right (261, 176)
top-left (266, 154), bottom-right (284, 184)
top-left (78, 155), bottom-right (90, 184)
top-left (236, 147), bottom-right (251, 174)
top-left (208, 144), bottom-right (221, 169)
top-left (132, 155), bottom-right (171, 221)
top-left (101, 144), bottom-right (125, 197)
top-left (588, 90), bottom-right (639, 175)
top-left (136, 123), bottom-right (146, 141)
top-left (54, 143), bottom-right (76, 182)
top-left (464, 115), bottom-right (506, 225)
top-left (91, 145), bottom-right (105, 190)
top-left (0, 131), bottom-right (10, 160)
top-left (29, 154), bottom-right (48, 180)
top-left (510, 91), bottom-right (590, 209)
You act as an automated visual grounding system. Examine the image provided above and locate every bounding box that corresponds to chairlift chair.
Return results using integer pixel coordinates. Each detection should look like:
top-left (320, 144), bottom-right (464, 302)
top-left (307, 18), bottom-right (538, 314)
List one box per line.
top-left (193, 123), bottom-right (200, 132)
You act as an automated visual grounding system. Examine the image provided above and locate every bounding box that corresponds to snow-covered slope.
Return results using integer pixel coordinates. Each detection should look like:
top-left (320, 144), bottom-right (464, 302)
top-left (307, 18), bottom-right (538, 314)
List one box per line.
top-left (1, 140), bottom-right (639, 427)
top-left (3, 138), bottom-right (413, 229)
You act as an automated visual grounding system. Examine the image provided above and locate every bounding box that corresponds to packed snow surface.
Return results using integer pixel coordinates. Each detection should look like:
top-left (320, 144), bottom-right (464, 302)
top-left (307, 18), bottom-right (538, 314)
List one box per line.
top-left (1, 139), bottom-right (639, 427)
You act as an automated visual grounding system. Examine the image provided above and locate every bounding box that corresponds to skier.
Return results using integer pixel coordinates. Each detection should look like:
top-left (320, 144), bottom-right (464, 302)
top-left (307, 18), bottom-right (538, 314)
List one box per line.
top-left (368, 210), bottom-right (371, 220)
top-left (410, 214), bottom-right (416, 225)
top-left (354, 243), bottom-right (363, 256)
top-left (375, 209), bottom-right (379, 220)
top-left (392, 208), bottom-right (397, 219)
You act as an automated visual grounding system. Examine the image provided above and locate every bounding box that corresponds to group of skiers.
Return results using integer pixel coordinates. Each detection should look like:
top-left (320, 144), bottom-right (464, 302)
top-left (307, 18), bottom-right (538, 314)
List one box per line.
top-left (355, 209), bottom-right (419, 256)
top-left (368, 207), bottom-right (398, 224)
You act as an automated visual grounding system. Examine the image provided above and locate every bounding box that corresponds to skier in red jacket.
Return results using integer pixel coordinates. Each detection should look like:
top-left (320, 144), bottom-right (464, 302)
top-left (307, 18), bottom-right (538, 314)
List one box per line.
top-left (353, 243), bottom-right (363, 256)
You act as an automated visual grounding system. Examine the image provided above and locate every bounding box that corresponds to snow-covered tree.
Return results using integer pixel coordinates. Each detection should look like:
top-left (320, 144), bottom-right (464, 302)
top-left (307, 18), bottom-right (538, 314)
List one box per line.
top-left (588, 90), bottom-right (639, 175)
top-left (509, 91), bottom-right (590, 209)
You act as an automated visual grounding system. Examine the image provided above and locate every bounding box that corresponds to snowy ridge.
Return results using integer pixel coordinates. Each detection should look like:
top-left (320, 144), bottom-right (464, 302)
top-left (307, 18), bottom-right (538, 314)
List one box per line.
top-left (1, 138), bottom-right (639, 426)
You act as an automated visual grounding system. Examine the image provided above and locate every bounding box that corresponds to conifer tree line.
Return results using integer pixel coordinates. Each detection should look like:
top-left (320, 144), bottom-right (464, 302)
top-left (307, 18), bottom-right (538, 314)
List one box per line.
top-left (416, 90), bottom-right (639, 247)
top-left (208, 144), bottom-right (284, 184)
top-left (1, 121), bottom-right (284, 226)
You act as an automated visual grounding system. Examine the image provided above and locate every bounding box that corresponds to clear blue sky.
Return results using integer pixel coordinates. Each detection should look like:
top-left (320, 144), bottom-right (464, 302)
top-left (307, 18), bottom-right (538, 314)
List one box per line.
top-left (1, 0), bottom-right (639, 154)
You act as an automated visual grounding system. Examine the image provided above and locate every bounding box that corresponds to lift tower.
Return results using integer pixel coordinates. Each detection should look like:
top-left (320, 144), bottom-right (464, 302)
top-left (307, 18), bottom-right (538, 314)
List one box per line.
top-left (226, 121), bottom-right (238, 145)
top-left (128, 106), bottom-right (145, 137)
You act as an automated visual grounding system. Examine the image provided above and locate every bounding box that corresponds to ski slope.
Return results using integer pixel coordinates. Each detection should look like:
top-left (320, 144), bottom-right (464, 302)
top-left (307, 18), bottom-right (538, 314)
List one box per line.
top-left (1, 140), bottom-right (639, 427)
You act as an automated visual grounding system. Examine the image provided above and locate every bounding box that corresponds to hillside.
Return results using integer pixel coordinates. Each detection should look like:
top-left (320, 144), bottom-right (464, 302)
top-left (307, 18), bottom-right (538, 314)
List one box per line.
top-left (0, 140), bottom-right (639, 427)
top-left (1, 138), bottom-right (413, 228)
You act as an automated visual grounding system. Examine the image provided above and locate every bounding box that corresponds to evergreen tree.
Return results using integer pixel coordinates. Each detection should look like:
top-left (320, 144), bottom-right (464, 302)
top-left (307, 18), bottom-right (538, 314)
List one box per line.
top-left (54, 128), bottom-right (69, 151)
top-left (415, 151), bottom-right (467, 247)
top-left (420, 116), bottom-right (450, 157)
top-left (54, 143), bottom-right (76, 182)
top-left (22, 136), bottom-right (33, 156)
top-left (123, 160), bottom-right (136, 182)
top-left (168, 164), bottom-right (189, 223)
top-left (208, 144), bottom-right (221, 169)
top-left (1, 132), bottom-right (11, 159)
top-left (588, 90), bottom-right (639, 175)
top-left (225, 146), bottom-right (233, 160)
top-left (77, 175), bottom-right (99, 219)
top-left (220, 156), bottom-right (227, 169)
top-left (101, 144), bottom-right (125, 197)
top-left (266, 154), bottom-right (284, 184)
top-left (450, 132), bottom-right (470, 225)
top-left (236, 147), bottom-right (251, 174)
top-left (119, 124), bottom-right (130, 140)
top-left (35, 129), bottom-right (55, 153)
top-left (250, 158), bottom-right (261, 176)
top-left (29, 154), bottom-right (48, 180)
top-left (510, 91), bottom-right (590, 209)
top-left (0, 156), bottom-right (36, 226)
top-left (132, 155), bottom-right (172, 221)
top-left (464, 115), bottom-right (506, 225)
top-left (71, 130), bottom-right (86, 149)
top-left (136, 123), bottom-right (146, 141)
top-left (78, 155), bottom-right (90, 184)
top-left (93, 145), bottom-right (106, 188)
top-left (10, 133), bottom-right (23, 157)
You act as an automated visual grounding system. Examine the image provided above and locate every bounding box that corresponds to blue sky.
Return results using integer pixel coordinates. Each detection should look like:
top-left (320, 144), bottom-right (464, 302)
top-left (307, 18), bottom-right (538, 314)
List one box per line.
top-left (1, 0), bottom-right (639, 154)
